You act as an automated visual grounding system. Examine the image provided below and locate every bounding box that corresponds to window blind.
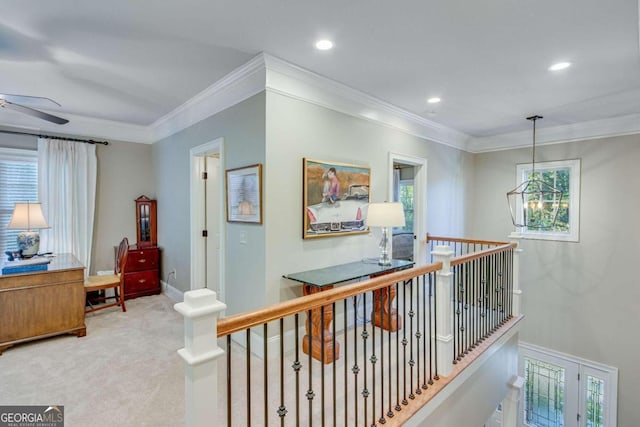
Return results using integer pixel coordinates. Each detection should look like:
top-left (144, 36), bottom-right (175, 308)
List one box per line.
top-left (0, 148), bottom-right (38, 255)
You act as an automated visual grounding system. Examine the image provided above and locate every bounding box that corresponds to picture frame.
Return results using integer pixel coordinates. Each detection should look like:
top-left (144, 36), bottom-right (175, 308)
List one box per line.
top-left (303, 158), bottom-right (371, 239)
top-left (226, 163), bottom-right (263, 224)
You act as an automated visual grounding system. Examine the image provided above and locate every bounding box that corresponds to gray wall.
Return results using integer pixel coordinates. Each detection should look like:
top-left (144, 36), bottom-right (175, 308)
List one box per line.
top-left (470, 134), bottom-right (640, 426)
top-left (0, 127), bottom-right (154, 274)
top-left (92, 140), bottom-right (154, 273)
top-left (151, 92), bottom-right (266, 315)
top-left (265, 92), bottom-right (474, 306)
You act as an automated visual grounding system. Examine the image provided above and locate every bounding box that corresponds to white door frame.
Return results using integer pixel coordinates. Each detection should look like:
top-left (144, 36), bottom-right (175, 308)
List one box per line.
top-left (190, 138), bottom-right (225, 300)
top-left (388, 152), bottom-right (427, 265)
top-left (519, 342), bottom-right (618, 427)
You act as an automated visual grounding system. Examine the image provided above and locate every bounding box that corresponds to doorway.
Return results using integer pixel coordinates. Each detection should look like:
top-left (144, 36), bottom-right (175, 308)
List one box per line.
top-left (388, 152), bottom-right (427, 265)
top-left (519, 343), bottom-right (618, 427)
top-left (190, 138), bottom-right (225, 300)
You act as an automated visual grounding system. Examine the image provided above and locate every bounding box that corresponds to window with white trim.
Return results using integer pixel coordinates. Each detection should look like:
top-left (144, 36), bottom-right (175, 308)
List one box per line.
top-left (516, 159), bottom-right (581, 242)
top-left (0, 147), bottom-right (38, 255)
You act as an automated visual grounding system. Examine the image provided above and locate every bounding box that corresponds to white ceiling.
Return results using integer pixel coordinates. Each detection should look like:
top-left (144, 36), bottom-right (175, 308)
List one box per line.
top-left (1, 0), bottom-right (639, 146)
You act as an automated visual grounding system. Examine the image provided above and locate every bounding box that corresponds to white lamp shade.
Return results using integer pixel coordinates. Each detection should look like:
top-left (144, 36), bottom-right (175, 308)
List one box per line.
top-left (7, 202), bottom-right (50, 230)
top-left (366, 202), bottom-right (405, 227)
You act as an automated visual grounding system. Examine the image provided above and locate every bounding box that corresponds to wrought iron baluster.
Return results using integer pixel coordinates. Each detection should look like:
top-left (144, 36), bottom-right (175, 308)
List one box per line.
top-left (227, 335), bottom-right (232, 427)
top-left (378, 285), bottom-right (386, 425)
top-left (453, 264), bottom-right (460, 363)
top-left (408, 277), bottom-right (415, 401)
top-left (501, 250), bottom-right (506, 321)
top-left (344, 299), bottom-right (349, 427)
top-left (480, 257), bottom-right (487, 342)
top-left (433, 273), bottom-right (439, 380)
top-left (307, 310), bottom-right (314, 427)
top-left (371, 290), bottom-right (377, 425)
top-left (278, 319), bottom-right (287, 425)
top-left (264, 323), bottom-right (269, 426)
top-left (401, 280), bottom-right (409, 405)
top-left (470, 258), bottom-right (477, 351)
top-left (320, 306), bottom-right (326, 427)
top-left (353, 296), bottom-right (359, 426)
top-left (510, 248), bottom-right (515, 318)
top-left (421, 274), bottom-right (428, 390)
top-left (487, 255), bottom-right (492, 335)
top-left (293, 314), bottom-right (301, 426)
top-left (395, 282), bottom-right (402, 413)
top-left (497, 251), bottom-right (504, 325)
top-left (332, 302), bottom-right (337, 427)
top-left (493, 252), bottom-right (504, 331)
top-left (386, 283), bottom-right (395, 419)
top-left (428, 273), bottom-right (434, 385)
top-left (247, 329), bottom-right (252, 427)
top-left (414, 275), bottom-right (422, 397)
top-left (362, 292), bottom-right (370, 427)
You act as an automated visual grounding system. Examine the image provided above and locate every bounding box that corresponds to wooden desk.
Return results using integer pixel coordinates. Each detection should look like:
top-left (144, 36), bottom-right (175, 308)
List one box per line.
top-left (0, 254), bottom-right (86, 355)
top-left (284, 259), bottom-right (413, 363)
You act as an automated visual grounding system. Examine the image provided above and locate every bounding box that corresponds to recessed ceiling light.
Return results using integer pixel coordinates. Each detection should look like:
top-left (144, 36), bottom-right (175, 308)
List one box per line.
top-left (548, 62), bottom-right (571, 71)
top-left (315, 40), bottom-right (333, 51)
top-left (427, 97), bottom-right (441, 104)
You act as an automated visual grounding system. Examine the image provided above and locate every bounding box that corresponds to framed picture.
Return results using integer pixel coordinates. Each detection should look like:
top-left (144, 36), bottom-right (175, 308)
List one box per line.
top-left (303, 158), bottom-right (371, 239)
top-left (226, 163), bottom-right (263, 224)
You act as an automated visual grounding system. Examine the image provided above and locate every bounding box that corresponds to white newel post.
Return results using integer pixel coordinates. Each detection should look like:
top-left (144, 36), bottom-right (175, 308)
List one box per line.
top-left (174, 289), bottom-right (227, 427)
top-left (502, 375), bottom-right (525, 427)
top-left (508, 232), bottom-right (523, 317)
top-left (432, 245), bottom-right (454, 377)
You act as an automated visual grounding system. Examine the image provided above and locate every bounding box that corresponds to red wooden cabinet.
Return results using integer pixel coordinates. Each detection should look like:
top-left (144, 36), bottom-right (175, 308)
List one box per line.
top-left (124, 245), bottom-right (160, 300)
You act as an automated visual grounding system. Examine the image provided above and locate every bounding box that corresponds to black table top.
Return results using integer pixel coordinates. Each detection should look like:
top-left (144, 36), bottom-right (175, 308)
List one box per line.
top-left (284, 259), bottom-right (414, 288)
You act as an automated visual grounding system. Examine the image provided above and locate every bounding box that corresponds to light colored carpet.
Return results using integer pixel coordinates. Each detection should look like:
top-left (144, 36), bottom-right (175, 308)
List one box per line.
top-left (0, 294), bottom-right (185, 427)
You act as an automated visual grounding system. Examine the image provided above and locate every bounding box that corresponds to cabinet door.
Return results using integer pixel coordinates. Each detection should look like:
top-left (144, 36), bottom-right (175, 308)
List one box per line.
top-left (135, 196), bottom-right (157, 247)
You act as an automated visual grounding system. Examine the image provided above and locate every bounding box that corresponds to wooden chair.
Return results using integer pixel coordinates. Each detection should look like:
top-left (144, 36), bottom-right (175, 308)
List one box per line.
top-left (84, 237), bottom-right (129, 314)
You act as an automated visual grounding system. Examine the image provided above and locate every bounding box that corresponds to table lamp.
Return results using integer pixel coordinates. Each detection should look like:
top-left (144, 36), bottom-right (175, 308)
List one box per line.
top-left (7, 202), bottom-right (50, 258)
top-left (366, 202), bottom-right (405, 266)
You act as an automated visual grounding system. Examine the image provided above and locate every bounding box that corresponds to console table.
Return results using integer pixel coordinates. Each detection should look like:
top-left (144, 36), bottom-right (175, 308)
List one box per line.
top-left (0, 254), bottom-right (86, 355)
top-left (284, 259), bottom-right (413, 363)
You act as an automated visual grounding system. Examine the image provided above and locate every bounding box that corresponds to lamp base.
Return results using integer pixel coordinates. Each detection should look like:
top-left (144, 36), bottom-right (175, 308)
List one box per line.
top-left (17, 231), bottom-right (40, 258)
top-left (378, 227), bottom-right (391, 266)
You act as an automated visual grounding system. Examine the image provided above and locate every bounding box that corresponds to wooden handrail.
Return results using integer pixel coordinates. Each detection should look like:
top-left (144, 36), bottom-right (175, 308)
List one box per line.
top-left (217, 262), bottom-right (443, 338)
top-left (426, 233), bottom-right (509, 247)
top-left (450, 242), bottom-right (516, 267)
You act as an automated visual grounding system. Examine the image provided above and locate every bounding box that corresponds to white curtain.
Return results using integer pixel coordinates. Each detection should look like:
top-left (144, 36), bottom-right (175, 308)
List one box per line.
top-left (38, 138), bottom-right (97, 275)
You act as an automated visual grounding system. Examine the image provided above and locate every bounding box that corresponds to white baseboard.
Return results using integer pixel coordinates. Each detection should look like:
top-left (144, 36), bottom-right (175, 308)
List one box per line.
top-left (161, 280), bottom-right (184, 302)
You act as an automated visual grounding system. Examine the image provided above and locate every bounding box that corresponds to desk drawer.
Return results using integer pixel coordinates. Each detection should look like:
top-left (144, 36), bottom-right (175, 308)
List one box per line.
top-left (126, 248), bottom-right (159, 272)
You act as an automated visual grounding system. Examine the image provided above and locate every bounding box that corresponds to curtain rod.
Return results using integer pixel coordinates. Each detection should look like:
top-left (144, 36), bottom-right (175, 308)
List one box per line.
top-left (0, 129), bottom-right (109, 145)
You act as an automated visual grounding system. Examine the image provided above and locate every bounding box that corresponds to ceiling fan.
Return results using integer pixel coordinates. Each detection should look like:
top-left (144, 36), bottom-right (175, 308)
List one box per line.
top-left (0, 94), bottom-right (69, 125)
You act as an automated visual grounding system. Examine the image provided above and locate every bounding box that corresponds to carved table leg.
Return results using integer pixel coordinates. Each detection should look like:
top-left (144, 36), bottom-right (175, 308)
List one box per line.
top-left (372, 285), bottom-right (402, 332)
top-left (302, 284), bottom-right (340, 364)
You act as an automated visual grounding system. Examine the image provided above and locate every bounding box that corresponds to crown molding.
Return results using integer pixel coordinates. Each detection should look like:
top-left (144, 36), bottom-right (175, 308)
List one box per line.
top-left (262, 53), bottom-right (471, 151)
top-left (0, 112), bottom-right (153, 144)
top-left (149, 54), bottom-right (267, 143)
top-left (4, 52), bottom-right (638, 150)
top-left (468, 112), bottom-right (640, 153)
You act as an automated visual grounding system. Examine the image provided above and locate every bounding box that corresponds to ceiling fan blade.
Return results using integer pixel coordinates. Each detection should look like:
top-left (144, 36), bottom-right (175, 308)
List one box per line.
top-left (0, 93), bottom-right (62, 107)
top-left (0, 99), bottom-right (69, 125)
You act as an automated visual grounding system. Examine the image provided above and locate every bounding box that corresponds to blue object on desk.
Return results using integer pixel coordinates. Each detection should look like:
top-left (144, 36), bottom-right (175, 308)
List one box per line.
top-left (2, 263), bottom-right (49, 274)
top-left (2, 257), bottom-right (52, 275)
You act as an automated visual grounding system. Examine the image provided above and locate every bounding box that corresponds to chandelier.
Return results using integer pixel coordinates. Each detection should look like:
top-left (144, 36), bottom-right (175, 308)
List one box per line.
top-left (506, 115), bottom-right (563, 229)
